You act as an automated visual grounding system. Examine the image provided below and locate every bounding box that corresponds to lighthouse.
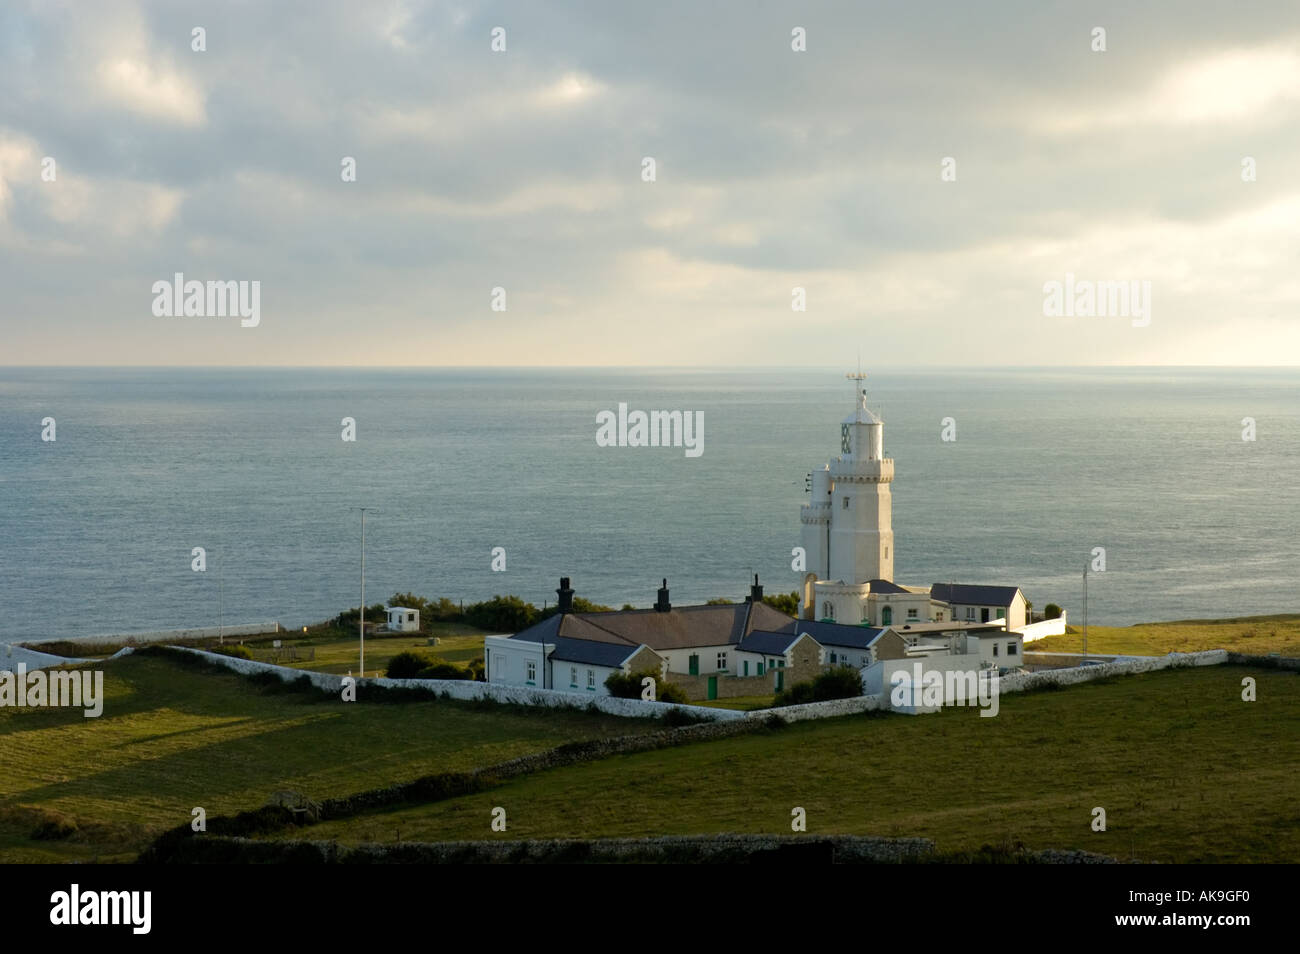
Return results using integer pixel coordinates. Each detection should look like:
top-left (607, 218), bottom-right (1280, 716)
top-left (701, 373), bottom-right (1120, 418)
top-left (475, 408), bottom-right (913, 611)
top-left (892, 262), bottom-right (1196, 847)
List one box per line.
top-left (799, 372), bottom-right (895, 620)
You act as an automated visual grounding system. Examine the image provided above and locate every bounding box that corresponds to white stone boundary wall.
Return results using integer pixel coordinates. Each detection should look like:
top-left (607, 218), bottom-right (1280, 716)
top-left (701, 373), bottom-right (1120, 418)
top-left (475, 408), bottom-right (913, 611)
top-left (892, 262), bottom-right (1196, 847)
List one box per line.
top-left (125, 646), bottom-right (1232, 724)
top-left (763, 694), bottom-right (886, 722)
top-left (998, 650), bottom-right (1228, 694)
top-left (1015, 615), bottom-right (1068, 642)
top-left (159, 647), bottom-right (750, 721)
top-left (23, 622), bottom-right (281, 649)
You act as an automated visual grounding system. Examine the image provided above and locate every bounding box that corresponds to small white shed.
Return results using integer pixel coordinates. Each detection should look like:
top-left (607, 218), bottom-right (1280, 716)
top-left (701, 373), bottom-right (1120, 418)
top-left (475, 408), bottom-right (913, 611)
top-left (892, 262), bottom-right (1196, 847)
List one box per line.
top-left (386, 606), bottom-right (420, 632)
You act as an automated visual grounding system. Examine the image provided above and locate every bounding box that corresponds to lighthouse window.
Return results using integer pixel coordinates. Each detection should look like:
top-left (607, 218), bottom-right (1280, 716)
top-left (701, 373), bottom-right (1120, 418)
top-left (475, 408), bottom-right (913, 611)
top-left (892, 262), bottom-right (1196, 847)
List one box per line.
top-left (843, 497), bottom-right (850, 509)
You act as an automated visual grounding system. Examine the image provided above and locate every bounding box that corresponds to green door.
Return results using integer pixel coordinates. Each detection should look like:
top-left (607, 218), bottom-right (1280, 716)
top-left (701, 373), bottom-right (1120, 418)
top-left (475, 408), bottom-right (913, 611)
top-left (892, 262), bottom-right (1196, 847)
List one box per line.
top-left (707, 676), bottom-right (717, 700)
top-left (688, 654), bottom-right (699, 675)
top-left (775, 670), bottom-right (784, 692)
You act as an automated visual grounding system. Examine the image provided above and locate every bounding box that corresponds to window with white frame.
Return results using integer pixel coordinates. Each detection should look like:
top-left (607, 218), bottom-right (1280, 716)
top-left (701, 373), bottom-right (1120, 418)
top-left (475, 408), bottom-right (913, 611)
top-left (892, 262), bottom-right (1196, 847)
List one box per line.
top-left (526, 661), bottom-right (536, 682)
top-left (717, 651), bottom-right (727, 671)
top-left (587, 669), bottom-right (595, 688)
top-left (907, 608), bottom-right (918, 619)
top-left (966, 607), bottom-right (976, 620)
top-left (992, 643), bottom-right (999, 657)
top-left (570, 666), bottom-right (577, 686)
top-left (1007, 642), bottom-right (1018, 655)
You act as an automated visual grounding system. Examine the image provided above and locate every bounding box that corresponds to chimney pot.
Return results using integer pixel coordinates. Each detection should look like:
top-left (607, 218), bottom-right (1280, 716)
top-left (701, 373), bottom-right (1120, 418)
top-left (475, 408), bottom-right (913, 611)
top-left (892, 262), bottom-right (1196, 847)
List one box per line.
top-left (556, 577), bottom-right (575, 614)
top-left (655, 578), bottom-right (671, 613)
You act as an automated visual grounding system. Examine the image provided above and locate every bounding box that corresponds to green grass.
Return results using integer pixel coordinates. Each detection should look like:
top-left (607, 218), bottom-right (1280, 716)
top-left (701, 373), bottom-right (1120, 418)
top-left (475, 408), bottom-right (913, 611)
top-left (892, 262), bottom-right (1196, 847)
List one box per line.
top-left (0, 652), bottom-right (658, 863)
top-left (1031, 614), bottom-right (1300, 657)
top-left (274, 666), bottom-right (1300, 863)
top-left (267, 625), bottom-right (488, 677)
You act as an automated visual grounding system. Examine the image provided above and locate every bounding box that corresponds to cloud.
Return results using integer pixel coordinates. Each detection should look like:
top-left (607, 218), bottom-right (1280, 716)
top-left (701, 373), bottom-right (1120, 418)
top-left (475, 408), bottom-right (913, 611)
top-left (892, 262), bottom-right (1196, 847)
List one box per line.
top-left (96, 56), bottom-right (206, 126)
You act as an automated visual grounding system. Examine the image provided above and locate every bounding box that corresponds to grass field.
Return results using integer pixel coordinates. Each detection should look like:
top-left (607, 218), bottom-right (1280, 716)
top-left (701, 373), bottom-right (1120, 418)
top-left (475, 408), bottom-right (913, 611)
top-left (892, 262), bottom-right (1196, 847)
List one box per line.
top-left (269, 666), bottom-right (1300, 863)
top-left (267, 624), bottom-right (489, 677)
top-left (1031, 615), bottom-right (1300, 657)
top-left (0, 651), bottom-right (658, 863)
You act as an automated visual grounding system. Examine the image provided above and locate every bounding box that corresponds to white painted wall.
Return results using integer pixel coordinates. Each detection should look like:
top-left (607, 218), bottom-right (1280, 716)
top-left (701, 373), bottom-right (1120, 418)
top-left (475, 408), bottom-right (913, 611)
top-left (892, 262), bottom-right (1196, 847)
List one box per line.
top-left (1016, 614), bottom-right (1067, 642)
top-left (656, 644), bottom-right (735, 675)
top-left (386, 607), bottom-right (420, 632)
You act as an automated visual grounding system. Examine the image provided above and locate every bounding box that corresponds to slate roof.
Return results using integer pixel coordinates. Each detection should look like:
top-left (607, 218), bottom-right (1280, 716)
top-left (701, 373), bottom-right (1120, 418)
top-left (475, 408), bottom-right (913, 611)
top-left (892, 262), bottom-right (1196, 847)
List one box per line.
top-left (866, 579), bottom-right (910, 594)
top-left (789, 619), bottom-right (887, 650)
top-left (508, 599), bottom-right (799, 653)
top-left (737, 630), bottom-right (804, 655)
top-left (547, 637), bottom-right (641, 668)
top-left (930, 583), bottom-right (1022, 606)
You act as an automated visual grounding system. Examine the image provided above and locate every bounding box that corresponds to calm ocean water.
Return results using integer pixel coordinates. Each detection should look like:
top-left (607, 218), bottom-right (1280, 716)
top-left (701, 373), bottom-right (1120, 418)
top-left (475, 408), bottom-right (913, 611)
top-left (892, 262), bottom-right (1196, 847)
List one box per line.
top-left (0, 367), bottom-right (1296, 641)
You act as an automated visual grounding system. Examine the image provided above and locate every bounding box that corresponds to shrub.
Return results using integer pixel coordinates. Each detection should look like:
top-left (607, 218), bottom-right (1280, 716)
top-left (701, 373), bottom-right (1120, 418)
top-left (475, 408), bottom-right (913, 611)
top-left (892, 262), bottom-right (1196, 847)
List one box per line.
top-left (538, 596), bottom-right (614, 620)
top-left (656, 681), bottom-right (689, 704)
top-left (774, 681), bottom-right (815, 707)
top-left (811, 664), bottom-right (864, 701)
top-left (1045, 603), bottom-right (1063, 620)
top-left (209, 643), bottom-right (253, 660)
top-left (761, 591), bottom-right (801, 617)
top-left (415, 662), bottom-right (472, 680)
top-left (386, 650), bottom-right (436, 679)
top-left (464, 595), bottom-right (539, 632)
top-left (464, 656), bottom-right (486, 681)
top-left (604, 669), bottom-right (687, 702)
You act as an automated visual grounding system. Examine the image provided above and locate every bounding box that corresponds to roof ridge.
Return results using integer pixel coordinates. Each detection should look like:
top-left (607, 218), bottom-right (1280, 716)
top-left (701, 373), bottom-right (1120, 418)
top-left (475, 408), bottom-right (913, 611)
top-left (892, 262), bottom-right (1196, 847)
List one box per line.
top-left (568, 613), bottom-right (640, 645)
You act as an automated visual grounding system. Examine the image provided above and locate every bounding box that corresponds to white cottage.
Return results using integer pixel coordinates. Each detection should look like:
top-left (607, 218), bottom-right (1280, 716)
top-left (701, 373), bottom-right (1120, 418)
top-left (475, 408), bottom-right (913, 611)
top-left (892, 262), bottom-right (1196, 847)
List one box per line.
top-left (385, 606), bottom-right (420, 632)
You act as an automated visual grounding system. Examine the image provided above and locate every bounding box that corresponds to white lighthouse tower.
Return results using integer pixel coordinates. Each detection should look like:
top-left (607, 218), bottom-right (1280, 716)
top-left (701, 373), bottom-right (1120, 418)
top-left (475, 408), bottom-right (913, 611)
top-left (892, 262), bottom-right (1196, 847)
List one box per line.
top-left (799, 372), bottom-right (896, 621)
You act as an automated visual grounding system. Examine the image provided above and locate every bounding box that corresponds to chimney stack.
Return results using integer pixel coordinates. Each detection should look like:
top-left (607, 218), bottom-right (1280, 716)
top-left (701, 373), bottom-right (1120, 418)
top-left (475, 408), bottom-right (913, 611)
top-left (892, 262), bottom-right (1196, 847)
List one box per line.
top-left (749, 573), bottom-right (763, 604)
top-left (654, 578), bottom-right (671, 613)
top-left (556, 577), bottom-right (574, 614)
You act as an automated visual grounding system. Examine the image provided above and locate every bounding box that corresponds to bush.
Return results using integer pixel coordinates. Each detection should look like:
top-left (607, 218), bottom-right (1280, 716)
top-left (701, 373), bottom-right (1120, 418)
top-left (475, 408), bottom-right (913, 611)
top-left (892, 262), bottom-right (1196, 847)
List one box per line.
top-left (1045, 603), bottom-right (1063, 620)
top-left (604, 669), bottom-right (650, 699)
top-left (538, 596), bottom-right (614, 620)
top-left (209, 643), bottom-right (253, 660)
top-left (811, 665), bottom-right (864, 701)
top-left (773, 665), bottom-right (863, 707)
top-left (415, 662), bottom-right (472, 680)
top-left (464, 595), bottom-right (539, 632)
top-left (761, 591), bottom-right (801, 617)
top-left (464, 656), bottom-right (486, 681)
top-left (385, 650), bottom-right (436, 679)
top-left (604, 669), bottom-right (690, 703)
top-left (774, 681), bottom-right (815, 707)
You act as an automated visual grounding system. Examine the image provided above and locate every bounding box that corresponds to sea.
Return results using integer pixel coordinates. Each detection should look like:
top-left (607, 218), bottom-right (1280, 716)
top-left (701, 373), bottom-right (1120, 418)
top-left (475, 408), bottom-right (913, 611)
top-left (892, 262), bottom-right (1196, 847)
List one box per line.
top-left (0, 366), bottom-right (1296, 641)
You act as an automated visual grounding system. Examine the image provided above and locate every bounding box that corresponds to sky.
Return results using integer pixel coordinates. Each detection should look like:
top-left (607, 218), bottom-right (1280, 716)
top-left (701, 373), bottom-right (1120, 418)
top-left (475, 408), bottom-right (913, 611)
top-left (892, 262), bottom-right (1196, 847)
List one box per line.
top-left (0, 0), bottom-right (1297, 366)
